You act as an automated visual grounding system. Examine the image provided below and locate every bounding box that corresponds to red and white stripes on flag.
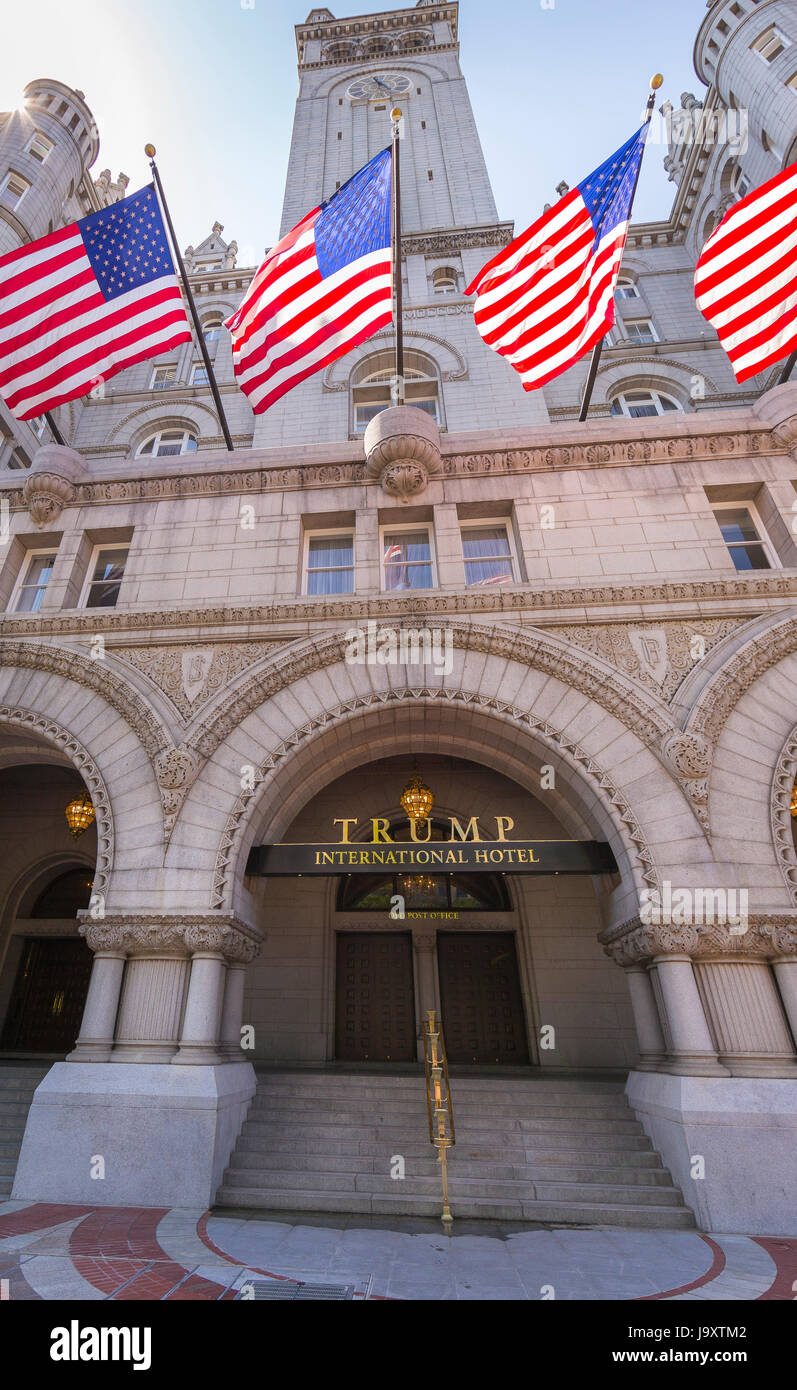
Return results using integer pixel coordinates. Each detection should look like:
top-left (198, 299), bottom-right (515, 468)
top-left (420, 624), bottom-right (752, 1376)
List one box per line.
top-left (225, 149), bottom-right (394, 414)
top-left (467, 125), bottom-right (645, 391)
top-left (694, 163), bottom-right (797, 383)
top-left (466, 126), bottom-right (648, 392)
top-left (0, 186), bottom-right (191, 420)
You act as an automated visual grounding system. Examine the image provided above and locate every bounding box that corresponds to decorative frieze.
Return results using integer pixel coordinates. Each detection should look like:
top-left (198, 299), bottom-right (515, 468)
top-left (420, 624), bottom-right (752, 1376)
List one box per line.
top-left (549, 618), bottom-right (744, 704)
top-left (77, 912), bottom-right (262, 962)
top-left (600, 913), bottom-right (797, 965)
top-left (114, 641), bottom-right (281, 721)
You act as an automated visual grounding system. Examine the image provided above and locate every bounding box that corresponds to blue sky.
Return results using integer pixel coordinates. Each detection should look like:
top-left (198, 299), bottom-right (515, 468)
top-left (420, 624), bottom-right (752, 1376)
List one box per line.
top-left (5, 0), bottom-right (705, 264)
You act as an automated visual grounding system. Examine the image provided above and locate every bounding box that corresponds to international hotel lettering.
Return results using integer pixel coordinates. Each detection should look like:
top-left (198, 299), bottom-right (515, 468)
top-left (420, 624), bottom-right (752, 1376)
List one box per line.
top-left (245, 816), bottom-right (617, 878)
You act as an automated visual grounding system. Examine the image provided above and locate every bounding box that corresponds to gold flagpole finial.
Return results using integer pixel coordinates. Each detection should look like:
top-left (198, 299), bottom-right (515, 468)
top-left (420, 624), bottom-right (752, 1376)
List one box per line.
top-left (144, 143), bottom-right (156, 159)
top-left (649, 74), bottom-right (664, 91)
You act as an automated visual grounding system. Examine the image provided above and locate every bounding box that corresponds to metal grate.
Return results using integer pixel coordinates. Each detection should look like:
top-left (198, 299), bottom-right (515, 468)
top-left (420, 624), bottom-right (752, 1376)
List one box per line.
top-left (237, 1280), bottom-right (357, 1301)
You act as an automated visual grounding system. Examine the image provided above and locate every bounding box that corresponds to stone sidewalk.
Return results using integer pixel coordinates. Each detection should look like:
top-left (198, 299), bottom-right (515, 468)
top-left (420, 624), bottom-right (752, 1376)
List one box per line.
top-left (1, 1200), bottom-right (795, 1300)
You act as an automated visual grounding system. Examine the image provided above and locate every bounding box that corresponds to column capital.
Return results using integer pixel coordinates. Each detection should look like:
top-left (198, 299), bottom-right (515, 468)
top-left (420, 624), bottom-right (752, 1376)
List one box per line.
top-left (78, 912), bottom-right (263, 962)
top-left (600, 913), bottom-right (797, 965)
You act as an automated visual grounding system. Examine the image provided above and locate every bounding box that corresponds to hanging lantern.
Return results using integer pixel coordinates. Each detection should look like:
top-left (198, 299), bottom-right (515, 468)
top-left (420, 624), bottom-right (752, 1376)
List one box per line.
top-left (65, 790), bottom-right (96, 838)
top-left (400, 773), bottom-right (434, 822)
top-left (791, 784), bottom-right (797, 818)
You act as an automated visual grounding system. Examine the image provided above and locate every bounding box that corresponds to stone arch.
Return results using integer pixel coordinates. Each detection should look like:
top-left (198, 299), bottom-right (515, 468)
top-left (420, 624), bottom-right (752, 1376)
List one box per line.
top-left (0, 708), bottom-right (114, 898)
top-left (687, 611), bottom-right (797, 749)
top-left (770, 720), bottom-right (797, 906)
top-left (187, 622), bottom-right (676, 764)
top-left (105, 399), bottom-right (221, 450)
top-left (203, 687), bottom-right (662, 915)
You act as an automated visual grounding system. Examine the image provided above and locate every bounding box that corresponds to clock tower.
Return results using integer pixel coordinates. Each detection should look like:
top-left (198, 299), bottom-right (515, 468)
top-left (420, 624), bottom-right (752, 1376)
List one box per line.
top-left (253, 1), bottom-right (550, 446)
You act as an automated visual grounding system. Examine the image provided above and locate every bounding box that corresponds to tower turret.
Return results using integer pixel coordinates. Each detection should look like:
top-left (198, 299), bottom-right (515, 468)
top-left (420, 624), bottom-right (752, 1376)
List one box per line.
top-left (0, 79), bottom-right (100, 256)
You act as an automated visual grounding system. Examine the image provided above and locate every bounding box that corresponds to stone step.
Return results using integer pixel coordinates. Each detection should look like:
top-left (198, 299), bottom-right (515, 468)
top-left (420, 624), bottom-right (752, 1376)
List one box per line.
top-left (214, 1185), bottom-right (695, 1229)
top-left (250, 1094), bottom-right (633, 1121)
top-left (238, 1122), bottom-right (653, 1154)
top-left (0, 1101), bottom-right (32, 1118)
top-left (243, 1109), bottom-right (644, 1135)
top-left (253, 1072), bottom-right (625, 1094)
top-left (0, 1139), bottom-right (24, 1157)
top-left (234, 1133), bottom-right (664, 1165)
top-left (228, 1150), bottom-right (674, 1186)
top-left (253, 1082), bottom-right (630, 1107)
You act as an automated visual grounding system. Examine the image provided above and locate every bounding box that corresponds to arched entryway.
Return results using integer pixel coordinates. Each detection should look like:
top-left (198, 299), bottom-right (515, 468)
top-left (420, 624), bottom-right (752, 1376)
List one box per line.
top-left (239, 747), bottom-right (633, 1072)
top-left (0, 758), bottom-right (97, 1058)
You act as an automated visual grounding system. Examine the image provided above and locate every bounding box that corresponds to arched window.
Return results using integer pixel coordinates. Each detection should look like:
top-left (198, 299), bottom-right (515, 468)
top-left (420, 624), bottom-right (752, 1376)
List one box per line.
top-left (337, 820), bottom-right (510, 911)
top-left (31, 868), bottom-right (94, 918)
top-left (399, 30), bottom-right (432, 51)
top-left (615, 275), bottom-right (639, 299)
top-left (432, 265), bottom-right (458, 295)
top-left (361, 37), bottom-right (392, 57)
top-left (136, 428), bottom-right (198, 458)
top-left (610, 389), bottom-right (682, 419)
top-left (202, 314), bottom-right (224, 342)
top-left (731, 163), bottom-right (751, 200)
top-left (351, 349), bottom-right (442, 432)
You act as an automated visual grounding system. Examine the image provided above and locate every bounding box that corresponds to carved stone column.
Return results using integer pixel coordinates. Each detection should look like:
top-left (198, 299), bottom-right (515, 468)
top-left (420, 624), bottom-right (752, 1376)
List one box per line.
top-left (219, 963), bottom-right (249, 1060)
top-left (694, 959), bottom-right (797, 1077)
top-left (623, 965), bottom-right (666, 1070)
top-left (652, 956), bottom-right (728, 1075)
top-left (173, 920), bottom-right (262, 1065)
top-left (111, 920), bottom-right (191, 1064)
top-left (68, 924), bottom-right (127, 1063)
top-left (772, 957), bottom-right (797, 1046)
top-left (413, 932), bottom-right (437, 1062)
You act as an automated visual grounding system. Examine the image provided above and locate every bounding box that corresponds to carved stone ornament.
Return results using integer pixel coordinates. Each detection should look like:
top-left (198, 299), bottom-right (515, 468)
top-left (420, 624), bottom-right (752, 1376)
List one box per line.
top-left (661, 730), bottom-right (713, 835)
top-left (363, 405), bottom-right (442, 501)
top-left (154, 745), bottom-right (203, 843)
top-left (22, 444), bottom-right (86, 528)
top-left (77, 912), bottom-right (262, 962)
top-left (599, 913), bottom-right (797, 966)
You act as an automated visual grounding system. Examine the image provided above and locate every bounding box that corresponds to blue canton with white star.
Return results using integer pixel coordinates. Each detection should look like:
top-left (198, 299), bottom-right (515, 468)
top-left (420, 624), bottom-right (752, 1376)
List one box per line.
top-left (579, 126), bottom-right (648, 248)
top-left (79, 185), bottom-right (176, 301)
top-left (315, 148), bottom-right (392, 280)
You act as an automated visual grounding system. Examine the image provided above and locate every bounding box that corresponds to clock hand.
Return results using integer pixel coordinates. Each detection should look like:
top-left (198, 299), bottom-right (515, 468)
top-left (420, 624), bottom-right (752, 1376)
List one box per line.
top-left (373, 77), bottom-right (390, 90)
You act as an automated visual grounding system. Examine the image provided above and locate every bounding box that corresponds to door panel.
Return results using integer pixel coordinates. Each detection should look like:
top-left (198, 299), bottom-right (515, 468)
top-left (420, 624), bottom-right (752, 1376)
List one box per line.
top-left (1, 936), bottom-right (92, 1053)
top-left (335, 932), bottom-right (416, 1063)
top-left (437, 932), bottom-right (529, 1065)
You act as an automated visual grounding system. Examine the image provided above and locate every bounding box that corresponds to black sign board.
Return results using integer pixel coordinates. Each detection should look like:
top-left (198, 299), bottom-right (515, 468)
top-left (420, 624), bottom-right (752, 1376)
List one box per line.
top-left (245, 840), bottom-right (617, 877)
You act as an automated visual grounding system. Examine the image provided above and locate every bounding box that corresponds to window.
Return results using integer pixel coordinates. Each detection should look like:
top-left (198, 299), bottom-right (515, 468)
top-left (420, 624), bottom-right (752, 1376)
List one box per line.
top-left (202, 316), bottom-right (223, 342)
top-left (615, 276), bottom-right (639, 299)
top-left (623, 318), bottom-right (658, 344)
top-left (788, 71), bottom-right (797, 92)
top-left (191, 363), bottom-right (209, 387)
top-left (712, 504), bottom-right (775, 570)
top-left (433, 266), bottom-right (458, 295)
top-left (382, 527), bottom-right (435, 591)
top-left (82, 545), bottom-right (129, 608)
top-left (427, 169), bottom-right (434, 181)
top-left (305, 532), bottom-right (354, 596)
top-left (731, 164), bottom-right (751, 199)
top-left (30, 416), bottom-right (46, 438)
top-left (31, 867), bottom-right (93, 917)
top-left (352, 351), bottom-right (441, 433)
top-left (13, 551), bottom-right (58, 612)
top-left (7, 447), bottom-right (31, 470)
top-left (610, 390), bottom-right (681, 419)
top-left (26, 131), bottom-right (54, 163)
top-left (751, 24), bottom-right (790, 63)
top-left (136, 429), bottom-right (197, 458)
top-left (150, 364), bottom-right (176, 390)
top-left (0, 171), bottom-right (31, 211)
top-left (461, 525), bottom-right (516, 587)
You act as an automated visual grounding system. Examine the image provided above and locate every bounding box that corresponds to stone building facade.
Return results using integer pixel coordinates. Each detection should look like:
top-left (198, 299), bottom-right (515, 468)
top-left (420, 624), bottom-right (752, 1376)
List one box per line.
top-left (0, 1), bottom-right (796, 1234)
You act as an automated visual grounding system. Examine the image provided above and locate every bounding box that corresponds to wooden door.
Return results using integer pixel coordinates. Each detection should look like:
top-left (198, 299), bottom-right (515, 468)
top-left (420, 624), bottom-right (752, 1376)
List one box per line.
top-left (437, 932), bottom-right (529, 1065)
top-left (0, 937), bottom-right (92, 1053)
top-left (335, 933), bottom-right (416, 1063)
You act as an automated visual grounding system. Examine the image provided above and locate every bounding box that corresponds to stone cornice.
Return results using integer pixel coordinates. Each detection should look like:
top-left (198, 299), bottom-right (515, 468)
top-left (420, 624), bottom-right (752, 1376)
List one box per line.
top-left (1, 414), bottom-right (787, 511)
top-left (1, 572), bottom-right (794, 642)
top-left (401, 224), bottom-right (514, 258)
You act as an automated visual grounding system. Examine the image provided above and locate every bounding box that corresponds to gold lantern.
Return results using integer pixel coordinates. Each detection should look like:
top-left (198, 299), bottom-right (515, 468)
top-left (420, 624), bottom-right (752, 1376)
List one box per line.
top-left (791, 783), bottom-right (797, 818)
top-left (400, 773), bottom-right (434, 822)
top-left (65, 790), bottom-right (96, 838)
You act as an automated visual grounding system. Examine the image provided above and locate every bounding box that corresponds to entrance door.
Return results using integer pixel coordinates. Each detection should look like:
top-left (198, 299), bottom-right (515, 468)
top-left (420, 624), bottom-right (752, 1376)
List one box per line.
top-left (437, 932), bottom-right (529, 1064)
top-left (335, 933), bottom-right (416, 1063)
top-left (0, 936), bottom-right (92, 1053)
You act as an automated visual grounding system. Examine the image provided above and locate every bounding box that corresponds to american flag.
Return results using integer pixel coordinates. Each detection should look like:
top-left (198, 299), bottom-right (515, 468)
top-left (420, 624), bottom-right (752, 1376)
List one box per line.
top-left (466, 127), bottom-right (648, 391)
top-left (0, 185), bottom-right (191, 420)
top-left (225, 149), bottom-right (393, 413)
top-left (694, 163), bottom-right (797, 383)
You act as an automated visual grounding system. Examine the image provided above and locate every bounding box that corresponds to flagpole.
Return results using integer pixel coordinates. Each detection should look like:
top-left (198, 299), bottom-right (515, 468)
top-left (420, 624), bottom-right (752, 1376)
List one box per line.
top-left (777, 351), bottom-right (797, 385)
top-left (144, 144), bottom-right (235, 452)
top-left (578, 74), bottom-right (663, 424)
top-left (44, 412), bottom-right (65, 446)
top-left (391, 108), bottom-right (405, 406)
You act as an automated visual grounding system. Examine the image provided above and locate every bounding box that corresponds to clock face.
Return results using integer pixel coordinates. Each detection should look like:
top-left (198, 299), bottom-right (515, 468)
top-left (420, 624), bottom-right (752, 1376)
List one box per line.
top-left (347, 73), bottom-right (413, 101)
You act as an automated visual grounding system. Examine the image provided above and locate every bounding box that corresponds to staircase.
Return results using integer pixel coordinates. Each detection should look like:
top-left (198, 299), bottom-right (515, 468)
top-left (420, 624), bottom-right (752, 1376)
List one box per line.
top-left (216, 1069), bottom-right (695, 1228)
top-left (0, 1062), bottom-right (50, 1198)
